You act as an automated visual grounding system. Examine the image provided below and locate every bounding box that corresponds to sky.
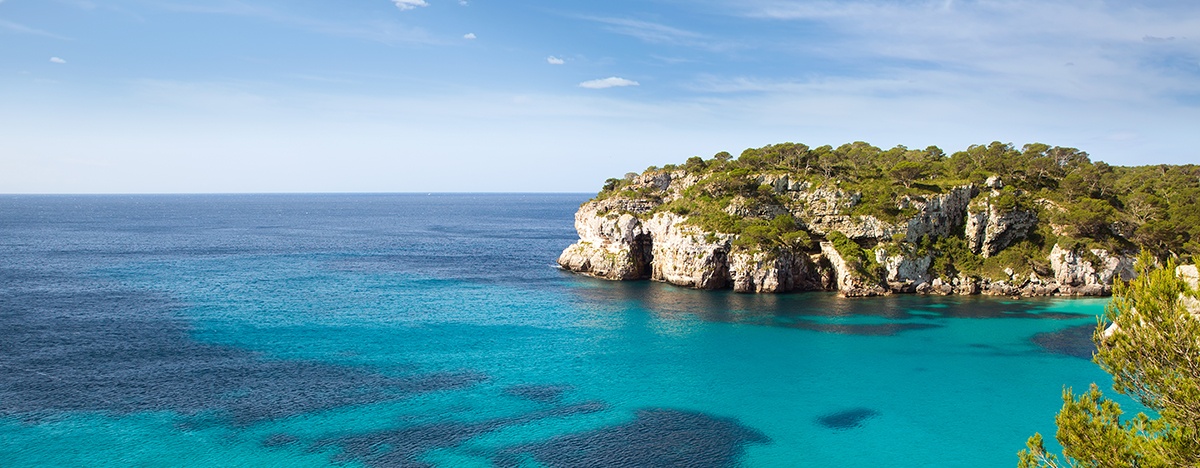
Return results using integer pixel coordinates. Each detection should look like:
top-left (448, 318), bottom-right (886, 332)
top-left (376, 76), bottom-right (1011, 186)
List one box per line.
top-left (2, 0), bottom-right (1198, 193)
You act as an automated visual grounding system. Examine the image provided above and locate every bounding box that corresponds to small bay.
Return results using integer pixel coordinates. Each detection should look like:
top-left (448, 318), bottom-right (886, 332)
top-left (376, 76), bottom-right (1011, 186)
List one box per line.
top-left (0, 194), bottom-right (1130, 467)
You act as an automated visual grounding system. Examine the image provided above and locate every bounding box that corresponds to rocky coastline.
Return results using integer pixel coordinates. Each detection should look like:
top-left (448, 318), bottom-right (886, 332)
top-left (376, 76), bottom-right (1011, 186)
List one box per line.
top-left (558, 170), bottom-right (1139, 298)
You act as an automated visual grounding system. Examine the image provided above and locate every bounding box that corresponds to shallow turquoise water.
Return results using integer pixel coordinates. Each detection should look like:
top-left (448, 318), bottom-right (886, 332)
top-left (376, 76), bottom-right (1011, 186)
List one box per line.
top-left (0, 194), bottom-right (1129, 467)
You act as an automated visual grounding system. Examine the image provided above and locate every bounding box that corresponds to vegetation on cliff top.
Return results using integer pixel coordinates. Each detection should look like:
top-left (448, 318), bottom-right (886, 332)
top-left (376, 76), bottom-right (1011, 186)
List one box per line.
top-left (596, 141), bottom-right (1200, 266)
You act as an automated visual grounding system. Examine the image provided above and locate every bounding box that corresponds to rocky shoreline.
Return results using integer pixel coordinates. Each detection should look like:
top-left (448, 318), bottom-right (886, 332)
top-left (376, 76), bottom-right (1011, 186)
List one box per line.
top-left (558, 171), bottom-right (1138, 298)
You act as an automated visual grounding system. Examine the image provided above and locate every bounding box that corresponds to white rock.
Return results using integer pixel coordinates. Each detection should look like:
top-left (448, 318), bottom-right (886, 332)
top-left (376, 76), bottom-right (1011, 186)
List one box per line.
top-left (644, 213), bottom-right (732, 289)
top-left (964, 198), bottom-right (1037, 257)
top-left (1048, 244), bottom-right (1137, 287)
top-left (1177, 265), bottom-right (1199, 291)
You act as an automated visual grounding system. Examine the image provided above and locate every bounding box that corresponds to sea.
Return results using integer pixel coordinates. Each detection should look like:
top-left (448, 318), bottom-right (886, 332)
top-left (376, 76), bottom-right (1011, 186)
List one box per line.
top-left (0, 193), bottom-right (1131, 467)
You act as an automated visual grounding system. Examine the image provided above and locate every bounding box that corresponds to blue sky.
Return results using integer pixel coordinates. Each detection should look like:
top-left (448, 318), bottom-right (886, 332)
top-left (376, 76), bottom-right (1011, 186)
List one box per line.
top-left (2, 0), bottom-right (1198, 193)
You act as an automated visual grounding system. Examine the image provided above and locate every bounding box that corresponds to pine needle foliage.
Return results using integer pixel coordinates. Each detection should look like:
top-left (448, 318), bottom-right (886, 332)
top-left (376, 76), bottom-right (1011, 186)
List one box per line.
top-left (1018, 255), bottom-right (1200, 467)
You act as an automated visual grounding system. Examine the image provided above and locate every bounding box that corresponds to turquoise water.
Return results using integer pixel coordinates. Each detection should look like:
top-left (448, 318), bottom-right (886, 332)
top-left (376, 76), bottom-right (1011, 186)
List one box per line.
top-left (0, 194), bottom-right (1127, 467)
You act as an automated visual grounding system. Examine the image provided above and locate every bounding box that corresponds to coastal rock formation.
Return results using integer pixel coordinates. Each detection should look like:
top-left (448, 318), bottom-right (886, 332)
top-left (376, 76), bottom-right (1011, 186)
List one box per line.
top-left (818, 242), bottom-right (887, 297)
top-left (964, 203), bottom-right (1038, 257)
top-left (729, 250), bottom-right (819, 293)
top-left (644, 213), bottom-right (732, 289)
top-left (557, 188), bottom-right (1141, 297)
top-left (779, 184), bottom-right (977, 244)
top-left (1048, 244), bottom-right (1138, 295)
top-left (877, 250), bottom-right (932, 292)
top-left (557, 199), bottom-right (652, 280)
top-left (555, 143), bottom-right (1167, 297)
top-left (898, 186), bottom-right (976, 242)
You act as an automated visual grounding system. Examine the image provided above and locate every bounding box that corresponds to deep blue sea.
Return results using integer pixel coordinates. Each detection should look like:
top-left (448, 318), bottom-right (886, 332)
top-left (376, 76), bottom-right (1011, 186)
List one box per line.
top-left (0, 194), bottom-right (1128, 467)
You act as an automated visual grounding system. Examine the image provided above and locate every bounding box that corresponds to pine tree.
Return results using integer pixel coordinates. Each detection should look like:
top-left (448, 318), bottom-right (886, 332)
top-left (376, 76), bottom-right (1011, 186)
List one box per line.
top-left (1019, 256), bottom-right (1200, 467)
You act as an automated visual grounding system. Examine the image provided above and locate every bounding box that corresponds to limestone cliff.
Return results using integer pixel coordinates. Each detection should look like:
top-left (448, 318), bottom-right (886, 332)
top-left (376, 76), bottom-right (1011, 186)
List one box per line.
top-left (819, 242), bottom-right (887, 297)
top-left (729, 250), bottom-right (820, 293)
top-left (559, 168), bottom-right (1140, 297)
top-left (644, 213), bottom-right (733, 289)
top-left (1047, 244), bottom-right (1137, 295)
top-left (556, 198), bottom-right (652, 280)
top-left (877, 249), bottom-right (932, 293)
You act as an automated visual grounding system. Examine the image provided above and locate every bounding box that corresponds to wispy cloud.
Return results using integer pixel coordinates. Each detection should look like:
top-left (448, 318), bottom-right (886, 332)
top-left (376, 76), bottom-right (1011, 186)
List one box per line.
top-left (585, 17), bottom-right (701, 45)
top-left (49, 56), bottom-right (66, 64)
top-left (547, 56), bottom-right (564, 65)
top-left (579, 77), bottom-right (640, 89)
top-left (1143, 35), bottom-right (1177, 43)
top-left (710, 0), bottom-right (1200, 106)
top-left (462, 32), bottom-right (475, 39)
top-left (0, 19), bottom-right (70, 39)
top-left (391, 0), bottom-right (428, 11)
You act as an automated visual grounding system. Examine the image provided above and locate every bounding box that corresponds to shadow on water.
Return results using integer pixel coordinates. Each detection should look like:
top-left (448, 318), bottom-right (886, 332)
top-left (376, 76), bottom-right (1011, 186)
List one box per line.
top-left (0, 268), bottom-right (484, 425)
top-left (495, 408), bottom-right (770, 468)
top-left (567, 278), bottom-right (1091, 336)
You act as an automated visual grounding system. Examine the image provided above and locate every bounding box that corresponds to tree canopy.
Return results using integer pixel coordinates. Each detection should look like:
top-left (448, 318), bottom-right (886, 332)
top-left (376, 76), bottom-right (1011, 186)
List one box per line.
top-left (598, 141), bottom-right (1200, 264)
top-left (1018, 257), bottom-right (1200, 467)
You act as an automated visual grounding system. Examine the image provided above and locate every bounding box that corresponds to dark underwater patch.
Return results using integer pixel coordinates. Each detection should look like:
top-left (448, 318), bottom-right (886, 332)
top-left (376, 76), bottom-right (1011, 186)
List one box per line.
top-left (787, 321), bottom-right (942, 336)
top-left (1031, 323), bottom-right (1097, 359)
top-left (503, 384), bottom-right (573, 404)
top-left (315, 401), bottom-right (607, 467)
top-left (817, 408), bottom-right (879, 430)
top-left (0, 269), bottom-right (483, 425)
top-left (495, 408), bottom-right (770, 468)
top-left (573, 282), bottom-right (1087, 337)
top-left (262, 433), bottom-right (300, 448)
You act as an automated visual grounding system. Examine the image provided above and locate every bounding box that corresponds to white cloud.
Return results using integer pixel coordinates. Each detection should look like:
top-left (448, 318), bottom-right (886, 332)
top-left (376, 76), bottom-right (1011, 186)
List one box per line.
top-left (49, 57), bottom-right (66, 64)
top-left (391, 0), bottom-right (428, 11)
top-left (459, 0), bottom-right (468, 5)
top-left (547, 56), bottom-right (565, 65)
top-left (463, 32), bottom-right (476, 40)
top-left (579, 77), bottom-right (639, 89)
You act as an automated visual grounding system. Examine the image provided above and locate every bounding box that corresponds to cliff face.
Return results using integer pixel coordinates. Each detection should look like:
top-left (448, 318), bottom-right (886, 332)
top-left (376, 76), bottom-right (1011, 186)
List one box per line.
top-left (729, 250), bottom-right (820, 293)
top-left (558, 171), bottom-right (1141, 297)
top-left (556, 198), bottom-right (653, 280)
top-left (819, 242), bottom-right (887, 297)
top-left (1047, 244), bottom-right (1137, 295)
top-left (560, 205), bottom-right (823, 293)
top-left (644, 213), bottom-right (733, 289)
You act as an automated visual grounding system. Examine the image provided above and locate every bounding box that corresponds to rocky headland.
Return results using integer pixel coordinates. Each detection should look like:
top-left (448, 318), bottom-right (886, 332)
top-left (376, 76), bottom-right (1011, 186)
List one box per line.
top-left (558, 142), bottom-right (1199, 297)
